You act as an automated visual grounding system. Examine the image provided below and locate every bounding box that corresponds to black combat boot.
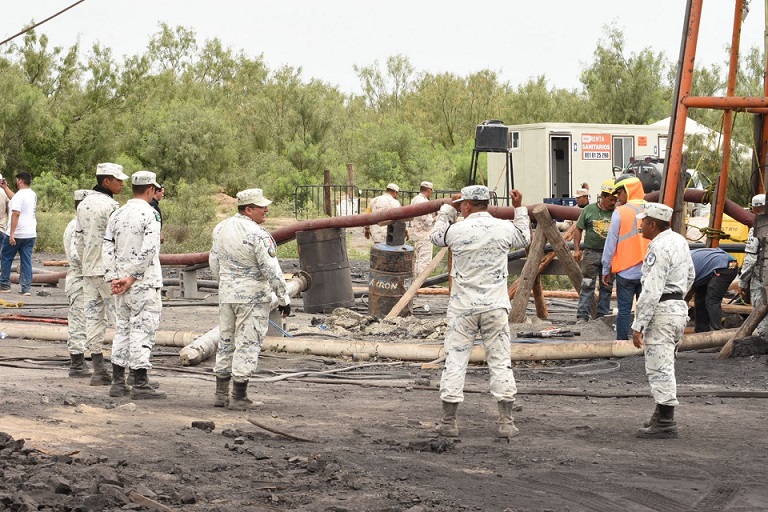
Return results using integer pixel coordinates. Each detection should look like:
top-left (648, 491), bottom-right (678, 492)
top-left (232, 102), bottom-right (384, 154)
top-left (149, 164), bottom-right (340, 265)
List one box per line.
top-left (215, 377), bottom-right (231, 407)
top-left (228, 380), bottom-right (263, 410)
top-left (68, 353), bottom-right (91, 378)
top-left (89, 353), bottom-right (112, 386)
top-left (637, 404), bottom-right (677, 439)
top-left (127, 368), bottom-right (159, 388)
top-left (109, 364), bottom-right (130, 397)
top-left (129, 368), bottom-right (167, 399)
top-left (643, 403), bottom-right (661, 428)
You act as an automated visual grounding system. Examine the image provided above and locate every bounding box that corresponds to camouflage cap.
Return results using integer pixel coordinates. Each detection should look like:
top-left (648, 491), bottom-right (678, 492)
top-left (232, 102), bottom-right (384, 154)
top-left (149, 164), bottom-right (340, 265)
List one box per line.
top-left (453, 185), bottom-right (490, 203)
top-left (575, 188), bottom-right (589, 198)
top-left (752, 194), bottom-right (766, 207)
top-left (96, 162), bottom-right (129, 180)
top-left (636, 202), bottom-right (673, 222)
top-left (386, 183), bottom-right (400, 193)
top-left (73, 189), bottom-right (92, 201)
top-left (237, 188), bottom-right (272, 207)
top-left (420, 181), bottom-right (434, 189)
top-left (131, 170), bottom-right (161, 188)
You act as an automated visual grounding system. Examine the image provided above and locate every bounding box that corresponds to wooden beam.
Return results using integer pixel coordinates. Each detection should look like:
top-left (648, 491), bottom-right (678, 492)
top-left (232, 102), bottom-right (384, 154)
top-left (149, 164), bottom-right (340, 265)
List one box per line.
top-left (533, 205), bottom-right (582, 291)
top-left (384, 247), bottom-right (449, 320)
top-left (509, 223), bottom-right (547, 323)
top-left (717, 303), bottom-right (768, 359)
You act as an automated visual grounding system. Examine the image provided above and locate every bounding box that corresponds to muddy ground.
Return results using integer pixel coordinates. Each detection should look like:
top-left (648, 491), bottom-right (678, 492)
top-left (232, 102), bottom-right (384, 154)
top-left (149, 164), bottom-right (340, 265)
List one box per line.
top-left (1, 246), bottom-right (768, 512)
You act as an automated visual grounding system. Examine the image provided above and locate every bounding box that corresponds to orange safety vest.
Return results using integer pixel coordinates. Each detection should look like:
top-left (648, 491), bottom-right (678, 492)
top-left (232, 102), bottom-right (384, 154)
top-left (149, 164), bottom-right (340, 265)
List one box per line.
top-left (611, 201), bottom-right (650, 273)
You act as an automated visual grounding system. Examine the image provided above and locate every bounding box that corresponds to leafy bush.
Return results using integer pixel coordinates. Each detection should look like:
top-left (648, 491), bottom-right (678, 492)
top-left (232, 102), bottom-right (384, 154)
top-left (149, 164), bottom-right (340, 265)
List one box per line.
top-left (35, 211), bottom-right (72, 252)
top-left (161, 179), bottom-right (218, 253)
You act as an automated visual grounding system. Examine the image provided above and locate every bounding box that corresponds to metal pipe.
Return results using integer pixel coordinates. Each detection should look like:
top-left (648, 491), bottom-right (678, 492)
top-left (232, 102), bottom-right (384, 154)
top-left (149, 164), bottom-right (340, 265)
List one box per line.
top-left (683, 96), bottom-right (768, 109)
top-left (710, 0), bottom-right (745, 248)
top-left (663, 0), bottom-right (703, 208)
top-left (177, 271), bottom-right (312, 365)
top-left (0, 321), bottom-right (739, 363)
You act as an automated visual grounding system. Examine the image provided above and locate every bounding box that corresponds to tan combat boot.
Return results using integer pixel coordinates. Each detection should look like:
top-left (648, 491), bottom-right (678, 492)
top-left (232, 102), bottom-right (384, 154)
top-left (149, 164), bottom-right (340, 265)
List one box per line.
top-left (437, 401), bottom-right (459, 437)
top-left (497, 401), bottom-right (520, 438)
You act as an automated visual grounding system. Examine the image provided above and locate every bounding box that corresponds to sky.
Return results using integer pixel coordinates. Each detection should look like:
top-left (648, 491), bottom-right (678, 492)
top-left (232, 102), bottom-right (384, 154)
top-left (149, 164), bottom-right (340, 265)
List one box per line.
top-left (2, 1), bottom-right (765, 94)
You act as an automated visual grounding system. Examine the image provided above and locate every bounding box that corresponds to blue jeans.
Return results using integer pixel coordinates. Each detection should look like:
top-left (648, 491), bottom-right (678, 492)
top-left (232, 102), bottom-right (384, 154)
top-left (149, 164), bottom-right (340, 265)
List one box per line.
top-left (0, 236), bottom-right (36, 292)
top-left (615, 274), bottom-right (642, 340)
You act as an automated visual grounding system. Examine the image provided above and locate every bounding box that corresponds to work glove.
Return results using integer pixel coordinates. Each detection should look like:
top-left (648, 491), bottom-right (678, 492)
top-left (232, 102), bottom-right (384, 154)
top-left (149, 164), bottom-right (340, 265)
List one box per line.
top-left (278, 304), bottom-right (291, 317)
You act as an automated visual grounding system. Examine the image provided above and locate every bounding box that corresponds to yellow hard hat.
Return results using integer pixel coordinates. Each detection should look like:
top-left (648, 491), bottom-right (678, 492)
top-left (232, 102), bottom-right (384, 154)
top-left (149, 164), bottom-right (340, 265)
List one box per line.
top-left (600, 179), bottom-right (615, 194)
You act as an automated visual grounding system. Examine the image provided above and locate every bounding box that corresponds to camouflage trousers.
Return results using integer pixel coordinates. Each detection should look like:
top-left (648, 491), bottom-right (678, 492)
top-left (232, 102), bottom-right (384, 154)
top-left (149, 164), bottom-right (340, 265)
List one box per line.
top-left (440, 308), bottom-right (517, 403)
top-left (643, 311), bottom-right (687, 406)
top-left (412, 237), bottom-right (433, 278)
top-left (111, 287), bottom-right (161, 370)
top-left (749, 281), bottom-right (768, 337)
top-left (65, 275), bottom-right (86, 354)
top-left (83, 276), bottom-right (115, 355)
top-left (215, 302), bottom-right (270, 382)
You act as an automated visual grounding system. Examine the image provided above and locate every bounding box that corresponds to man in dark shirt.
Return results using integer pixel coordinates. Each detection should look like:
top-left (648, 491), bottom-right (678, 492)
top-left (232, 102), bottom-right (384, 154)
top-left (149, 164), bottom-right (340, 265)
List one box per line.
top-left (689, 248), bottom-right (738, 332)
top-left (149, 184), bottom-right (164, 243)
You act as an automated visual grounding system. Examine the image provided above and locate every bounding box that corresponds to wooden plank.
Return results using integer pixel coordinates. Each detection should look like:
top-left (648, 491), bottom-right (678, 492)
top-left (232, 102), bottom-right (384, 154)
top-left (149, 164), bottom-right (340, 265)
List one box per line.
top-left (383, 247), bottom-right (449, 320)
top-left (533, 205), bottom-right (582, 291)
top-left (717, 303), bottom-right (768, 359)
top-left (509, 223), bottom-right (547, 323)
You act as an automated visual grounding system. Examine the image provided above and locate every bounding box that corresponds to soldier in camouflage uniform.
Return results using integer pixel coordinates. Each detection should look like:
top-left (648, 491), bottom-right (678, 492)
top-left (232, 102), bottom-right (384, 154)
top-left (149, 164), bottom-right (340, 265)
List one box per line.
top-left (430, 185), bottom-right (530, 438)
top-left (64, 190), bottom-right (92, 378)
top-left (409, 181), bottom-right (436, 277)
top-left (365, 183), bottom-right (400, 244)
top-left (737, 194), bottom-right (768, 336)
top-left (209, 188), bottom-right (290, 410)
top-left (75, 162), bottom-right (128, 386)
top-left (631, 203), bottom-right (695, 439)
top-left (103, 171), bottom-right (166, 400)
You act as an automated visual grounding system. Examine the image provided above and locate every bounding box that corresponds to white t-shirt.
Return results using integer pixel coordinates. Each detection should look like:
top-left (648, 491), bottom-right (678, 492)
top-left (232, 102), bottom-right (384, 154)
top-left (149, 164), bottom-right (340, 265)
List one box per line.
top-left (8, 188), bottom-right (37, 238)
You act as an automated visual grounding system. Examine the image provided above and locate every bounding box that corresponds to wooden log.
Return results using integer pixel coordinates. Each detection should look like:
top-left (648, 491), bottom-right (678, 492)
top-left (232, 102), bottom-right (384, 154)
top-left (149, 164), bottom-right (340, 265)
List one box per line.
top-left (384, 247), bottom-right (449, 320)
top-left (533, 205), bottom-right (582, 291)
top-left (717, 303), bottom-right (768, 359)
top-left (128, 491), bottom-right (174, 512)
top-left (509, 223), bottom-right (577, 299)
top-left (532, 274), bottom-right (548, 318)
top-left (43, 260), bottom-right (69, 267)
top-left (540, 290), bottom-right (618, 299)
top-left (509, 225), bottom-right (547, 323)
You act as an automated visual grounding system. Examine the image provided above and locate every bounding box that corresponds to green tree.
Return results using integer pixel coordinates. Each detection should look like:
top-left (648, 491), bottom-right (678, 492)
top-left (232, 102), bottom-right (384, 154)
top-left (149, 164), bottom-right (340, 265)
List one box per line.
top-left (580, 25), bottom-right (672, 124)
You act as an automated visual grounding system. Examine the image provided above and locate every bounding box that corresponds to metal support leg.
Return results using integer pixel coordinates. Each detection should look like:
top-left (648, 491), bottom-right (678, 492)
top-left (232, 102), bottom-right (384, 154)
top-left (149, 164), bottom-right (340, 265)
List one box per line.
top-left (180, 269), bottom-right (200, 299)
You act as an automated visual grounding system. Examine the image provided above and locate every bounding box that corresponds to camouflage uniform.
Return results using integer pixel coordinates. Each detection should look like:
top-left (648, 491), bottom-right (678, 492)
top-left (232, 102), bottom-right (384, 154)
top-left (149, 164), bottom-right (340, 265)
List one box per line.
top-left (210, 214), bottom-right (289, 382)
top-left (631, 229), bottom-right (695, 406)
top-left (739, 227), bottom-right (768, 336)
top-left (75, 191), bottom-right (119, 354)
top-left (409, 193), bottom-right (435, 277)
top-left (430, 192), bottom-right (531, 403)
top-left (368, 193), bottom-right (401, 244)
top-left (103, 199), bottom-right (163, 369)
top-left (64, 218), bottom-right (86, 354)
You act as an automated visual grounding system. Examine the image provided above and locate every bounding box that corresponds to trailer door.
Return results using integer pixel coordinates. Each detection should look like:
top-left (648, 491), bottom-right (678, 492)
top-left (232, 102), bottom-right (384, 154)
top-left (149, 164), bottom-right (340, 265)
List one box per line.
top-left (550, 135), bottom-right (571, 198)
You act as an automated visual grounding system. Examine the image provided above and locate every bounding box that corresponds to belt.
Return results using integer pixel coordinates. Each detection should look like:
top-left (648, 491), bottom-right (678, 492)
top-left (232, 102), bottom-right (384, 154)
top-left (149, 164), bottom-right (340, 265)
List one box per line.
top-left (660, 292), bottom-right (683, 301)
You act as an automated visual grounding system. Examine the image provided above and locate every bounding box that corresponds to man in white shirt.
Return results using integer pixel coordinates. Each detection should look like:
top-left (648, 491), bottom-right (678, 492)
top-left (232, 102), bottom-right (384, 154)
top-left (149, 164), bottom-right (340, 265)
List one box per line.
top-left (0, 172), bottom-right (37, 295)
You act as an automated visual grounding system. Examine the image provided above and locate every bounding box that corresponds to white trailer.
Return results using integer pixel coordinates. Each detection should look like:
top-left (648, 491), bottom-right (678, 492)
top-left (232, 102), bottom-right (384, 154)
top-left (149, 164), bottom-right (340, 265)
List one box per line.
top-left (486, 118), bottom-right (716, 203)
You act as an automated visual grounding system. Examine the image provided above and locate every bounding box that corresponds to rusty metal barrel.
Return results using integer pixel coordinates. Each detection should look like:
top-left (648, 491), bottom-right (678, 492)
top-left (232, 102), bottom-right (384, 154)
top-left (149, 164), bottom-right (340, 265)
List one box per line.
top-left (296, 227), bottom-right (355, 313)
top-left (368, 243), bottom-right (414, 318)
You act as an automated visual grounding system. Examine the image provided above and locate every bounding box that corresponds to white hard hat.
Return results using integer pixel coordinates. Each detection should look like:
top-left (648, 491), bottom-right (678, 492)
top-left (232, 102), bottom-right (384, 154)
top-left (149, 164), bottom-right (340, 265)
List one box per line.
top-left (752, 194), bottom-right (766, 208)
